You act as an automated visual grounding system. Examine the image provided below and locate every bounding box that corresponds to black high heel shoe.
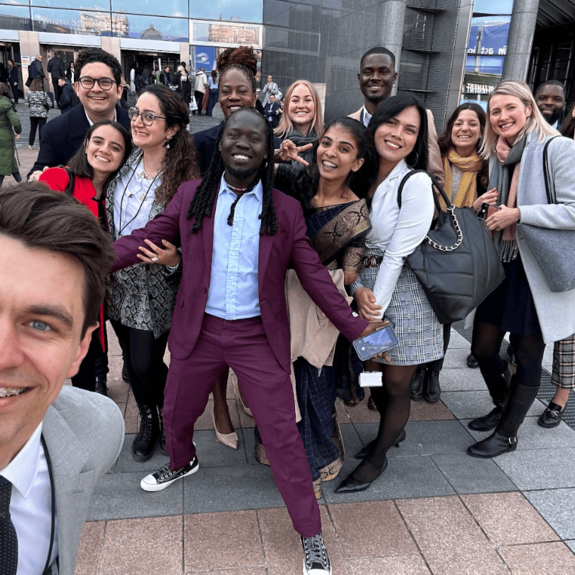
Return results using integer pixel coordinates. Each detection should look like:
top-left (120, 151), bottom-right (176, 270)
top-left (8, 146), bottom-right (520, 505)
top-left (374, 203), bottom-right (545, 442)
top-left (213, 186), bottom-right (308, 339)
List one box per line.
top-left (335, 457), bottom-right (388, 494)
top-left (354, 429), bottom-right (406, 459)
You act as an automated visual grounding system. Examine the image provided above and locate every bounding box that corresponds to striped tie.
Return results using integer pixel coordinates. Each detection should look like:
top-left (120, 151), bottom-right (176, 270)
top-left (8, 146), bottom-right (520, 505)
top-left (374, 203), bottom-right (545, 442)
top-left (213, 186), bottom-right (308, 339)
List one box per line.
top-left (0, 476), bottom-right (18, 575)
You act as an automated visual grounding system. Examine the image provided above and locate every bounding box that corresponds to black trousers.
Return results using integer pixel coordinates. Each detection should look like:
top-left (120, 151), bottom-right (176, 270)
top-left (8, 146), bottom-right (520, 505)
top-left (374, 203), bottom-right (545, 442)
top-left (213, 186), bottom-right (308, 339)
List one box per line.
top-left (72, 325), bottom-right (109, 391)
top-left (110, 319), bottom-right (169, 408)
top-left (29, 116), bottom-right (47, 146)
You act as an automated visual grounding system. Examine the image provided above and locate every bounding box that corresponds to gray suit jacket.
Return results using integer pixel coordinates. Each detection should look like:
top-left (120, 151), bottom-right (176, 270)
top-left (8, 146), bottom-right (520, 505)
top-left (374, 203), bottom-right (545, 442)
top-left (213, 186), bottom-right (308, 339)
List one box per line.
top-left (511, 133), bottom-right (575, 343)
top-left (43, 386), bottom-right (124, 575)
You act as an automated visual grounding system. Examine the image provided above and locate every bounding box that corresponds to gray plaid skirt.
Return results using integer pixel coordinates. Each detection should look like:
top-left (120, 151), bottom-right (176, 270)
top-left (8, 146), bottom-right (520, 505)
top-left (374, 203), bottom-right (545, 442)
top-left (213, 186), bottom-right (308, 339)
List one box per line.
top-left (552, 333), bottom-right (575, 389)
top-left (359, 247), bottom-right (443, 366)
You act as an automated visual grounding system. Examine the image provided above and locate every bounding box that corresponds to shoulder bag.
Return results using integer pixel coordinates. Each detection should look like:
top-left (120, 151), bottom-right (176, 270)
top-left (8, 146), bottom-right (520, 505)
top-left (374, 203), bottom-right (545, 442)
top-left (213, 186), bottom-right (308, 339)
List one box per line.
top-left (516, 137), bottom-right (575, 292)
top-left (399, 170), bottom-right (506, 324)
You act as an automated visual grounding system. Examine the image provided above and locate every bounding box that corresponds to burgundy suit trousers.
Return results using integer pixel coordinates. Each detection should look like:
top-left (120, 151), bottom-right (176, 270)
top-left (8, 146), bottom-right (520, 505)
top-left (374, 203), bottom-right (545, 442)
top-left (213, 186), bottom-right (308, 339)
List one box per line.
top-left (162, 313), bottom-right (321, 537)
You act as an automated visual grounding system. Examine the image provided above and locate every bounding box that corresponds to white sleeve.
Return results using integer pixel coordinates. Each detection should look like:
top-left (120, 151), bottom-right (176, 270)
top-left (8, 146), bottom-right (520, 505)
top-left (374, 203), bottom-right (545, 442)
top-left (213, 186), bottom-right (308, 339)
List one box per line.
top-left (372, 173), bottom-right (435, 317)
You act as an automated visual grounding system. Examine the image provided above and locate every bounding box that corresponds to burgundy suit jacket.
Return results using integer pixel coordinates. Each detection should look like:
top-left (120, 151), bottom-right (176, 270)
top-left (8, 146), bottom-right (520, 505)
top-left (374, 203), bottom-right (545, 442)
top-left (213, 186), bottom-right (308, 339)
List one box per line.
top-left (111, 179), bottom-right (368, 373)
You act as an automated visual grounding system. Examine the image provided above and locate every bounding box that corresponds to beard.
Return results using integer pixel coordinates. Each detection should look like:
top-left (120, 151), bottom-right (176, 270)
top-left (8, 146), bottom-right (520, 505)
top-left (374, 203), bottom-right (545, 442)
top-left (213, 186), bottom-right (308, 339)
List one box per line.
top-left (224, 163), bottom-right (260, 181)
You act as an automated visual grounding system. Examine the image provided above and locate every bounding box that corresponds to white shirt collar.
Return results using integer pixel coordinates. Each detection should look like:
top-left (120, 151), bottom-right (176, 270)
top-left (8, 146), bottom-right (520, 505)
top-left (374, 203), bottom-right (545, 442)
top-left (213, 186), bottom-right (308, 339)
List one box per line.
top-left (84, 107), bottom-right (118, 127)
top-left (361, 106), bottom-right (372, 128)
top-left (0, 422), bottom-right (43, 499)
top-left (219, 174), bottom-right (264, 203)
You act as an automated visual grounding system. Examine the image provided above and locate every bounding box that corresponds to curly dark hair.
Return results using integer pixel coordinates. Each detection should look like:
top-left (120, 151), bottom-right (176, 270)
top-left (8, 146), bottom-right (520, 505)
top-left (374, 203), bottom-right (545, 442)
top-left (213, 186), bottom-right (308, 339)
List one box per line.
top-left (291, 117), bottom-right (377, 216)
top-left (216, 46), bottom-right (258, 93)
top-left (75, 48), bottom-right (122, 85)
top-left (67, 120), bottom-right (132, 193)
top-left (438, 102), bottom-right (488, 189)
top-left (138, 84), bottom-right (200, 206)
top-left (187, 108), bottom-right (278, 236)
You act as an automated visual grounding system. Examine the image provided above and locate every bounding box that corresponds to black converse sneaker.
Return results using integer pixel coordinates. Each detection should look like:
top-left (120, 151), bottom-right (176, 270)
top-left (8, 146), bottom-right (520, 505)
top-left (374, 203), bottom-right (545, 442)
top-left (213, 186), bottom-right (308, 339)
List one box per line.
top-left (140, 456), bottom-right (199, 492)
top-left (301, 533), bottom-right (332, 575)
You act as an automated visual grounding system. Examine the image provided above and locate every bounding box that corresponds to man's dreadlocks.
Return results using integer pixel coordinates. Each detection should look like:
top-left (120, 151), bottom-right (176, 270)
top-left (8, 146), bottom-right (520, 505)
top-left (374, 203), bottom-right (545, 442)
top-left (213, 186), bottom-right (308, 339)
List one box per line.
top-left (186, 108), bottom-right (279, 236)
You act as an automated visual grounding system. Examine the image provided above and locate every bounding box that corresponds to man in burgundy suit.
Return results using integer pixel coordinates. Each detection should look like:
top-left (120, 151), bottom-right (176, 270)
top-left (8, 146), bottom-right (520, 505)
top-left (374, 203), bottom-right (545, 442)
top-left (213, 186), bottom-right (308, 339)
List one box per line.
top-left (111, 109), bottom-right (383, 575)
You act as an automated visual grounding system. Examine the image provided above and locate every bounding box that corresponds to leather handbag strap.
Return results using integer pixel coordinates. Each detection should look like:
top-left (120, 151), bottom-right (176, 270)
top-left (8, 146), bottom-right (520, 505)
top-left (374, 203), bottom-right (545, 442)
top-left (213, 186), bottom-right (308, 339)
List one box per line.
top-left (543, 136), bottom-right (561, 205)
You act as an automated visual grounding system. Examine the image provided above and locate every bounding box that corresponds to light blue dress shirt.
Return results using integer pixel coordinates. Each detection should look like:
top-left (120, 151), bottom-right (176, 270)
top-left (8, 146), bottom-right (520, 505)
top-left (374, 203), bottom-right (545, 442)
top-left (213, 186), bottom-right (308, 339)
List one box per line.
top-left (205, 175), bottom-right (263, 320)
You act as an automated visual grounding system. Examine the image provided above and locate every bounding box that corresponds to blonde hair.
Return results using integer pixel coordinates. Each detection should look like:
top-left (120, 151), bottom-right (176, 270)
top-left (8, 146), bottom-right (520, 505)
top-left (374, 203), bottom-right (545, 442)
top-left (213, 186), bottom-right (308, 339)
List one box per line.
top-left (482, 80), bottom-right (559, 158)
top-left (274, 80), bottom-right (324, 138)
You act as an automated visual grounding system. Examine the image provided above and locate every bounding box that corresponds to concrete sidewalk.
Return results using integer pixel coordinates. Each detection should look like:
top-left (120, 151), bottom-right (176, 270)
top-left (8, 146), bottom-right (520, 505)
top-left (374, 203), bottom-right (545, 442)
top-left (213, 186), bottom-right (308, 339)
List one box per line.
top-left (74, 327), bottom-right (575, 575)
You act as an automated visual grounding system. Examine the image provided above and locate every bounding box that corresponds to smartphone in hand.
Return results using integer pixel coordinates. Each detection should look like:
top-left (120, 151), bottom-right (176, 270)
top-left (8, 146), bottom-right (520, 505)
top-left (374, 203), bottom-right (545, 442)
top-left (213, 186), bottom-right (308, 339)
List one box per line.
top-left (353, 323), bottom-right (398, 361)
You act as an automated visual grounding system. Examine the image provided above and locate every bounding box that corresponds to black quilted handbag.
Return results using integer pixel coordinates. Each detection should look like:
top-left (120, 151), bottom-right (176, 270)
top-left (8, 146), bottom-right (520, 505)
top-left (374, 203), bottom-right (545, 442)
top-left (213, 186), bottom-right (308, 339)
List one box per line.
top-left (399, 171), bottom-right (506, 324)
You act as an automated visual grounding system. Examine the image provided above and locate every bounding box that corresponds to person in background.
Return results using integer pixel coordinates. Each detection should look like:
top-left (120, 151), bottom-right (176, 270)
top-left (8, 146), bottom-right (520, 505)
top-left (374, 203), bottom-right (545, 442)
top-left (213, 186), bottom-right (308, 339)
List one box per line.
top-left (39, 120), bottom-right (132, 394)
top-left (57, 77), bottom-right (75, 114)
top-left (263, 93), bottom-right (280, 128)
top-left (160, 65), bottom-right (171, 87)
top-left (8, 59), bottom-right (18, 103)
top-left (106, 85), bottom-right (199, 463)
top-left (535, 80), bottom-right (566, 130)
top-left (24, 78), bottom-right (48, 150)
top-left (176, 61), bottom-right (191, 104)
top-left (66, 61), bottom-right (76, 84)
top-left (129, 61), bottom-right (137, 92)
top-left (537, 105), bottom-right (575, 429)
top-left (28, 54), bottom-right (45, 87)
top-left (47, 51), bottom-right (65, 106)
top-left (411, 103), bottom-right (490, 403)
top-left (206, 70), bottom-right (218, 116)
top-left (467, 80), bottom-right (575, 458)
top-left (349, 46), bottom-right (444, 185)
top-left (0, 82), bottom-right (22, 186)
top-left (262, 73), bottom-right (279, 106)
top-left (0, 183), bottom-right (124, 575)
top-left (193, 66), bottom-right (207, 116)
top-left (337, 95), bottom-right (443, 494)
top-left (28, 47), bottom-right (130, 175)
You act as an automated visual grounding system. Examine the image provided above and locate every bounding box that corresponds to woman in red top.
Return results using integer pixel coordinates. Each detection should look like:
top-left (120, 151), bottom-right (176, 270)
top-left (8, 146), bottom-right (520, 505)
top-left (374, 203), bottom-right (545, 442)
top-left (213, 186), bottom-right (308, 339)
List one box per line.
top-left (39, 119), bottom-right (132, 394)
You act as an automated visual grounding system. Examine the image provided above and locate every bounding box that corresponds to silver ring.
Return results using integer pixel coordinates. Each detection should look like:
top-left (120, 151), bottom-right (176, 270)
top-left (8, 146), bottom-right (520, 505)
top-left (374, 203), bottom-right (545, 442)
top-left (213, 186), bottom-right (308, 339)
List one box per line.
top-left (152, 257), bottom-right (159, 262)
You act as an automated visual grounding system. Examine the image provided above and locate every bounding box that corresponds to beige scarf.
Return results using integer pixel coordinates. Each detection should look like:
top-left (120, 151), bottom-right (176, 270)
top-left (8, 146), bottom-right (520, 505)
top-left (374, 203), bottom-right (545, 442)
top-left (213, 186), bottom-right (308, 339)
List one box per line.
top-left (441, 149), bottom-right (484, 209)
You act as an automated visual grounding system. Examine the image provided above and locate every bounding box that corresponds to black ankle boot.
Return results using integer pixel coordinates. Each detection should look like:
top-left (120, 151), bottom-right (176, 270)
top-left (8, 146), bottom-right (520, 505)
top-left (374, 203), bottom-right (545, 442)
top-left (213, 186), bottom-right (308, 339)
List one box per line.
top-left (410, 366), bottom-right (426, 401)
top-left (157, 406), bottom-right (167, 456)
top-left (468, 363), bottom-right (511, 431)
top-left (424, 370), bottom-right (441, 403)
top-left (94, 376), bottom-right (108, 397)
top-left (132, 405), bottom-right (159, 462)
top-left (467, 379), bottom-right (539, 458)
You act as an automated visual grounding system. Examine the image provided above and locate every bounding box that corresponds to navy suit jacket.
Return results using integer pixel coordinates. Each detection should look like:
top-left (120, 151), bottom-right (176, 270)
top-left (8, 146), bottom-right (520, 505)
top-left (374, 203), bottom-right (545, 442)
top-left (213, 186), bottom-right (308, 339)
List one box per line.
top-left (263, 102), bottom-right (280, 128)
top-left (31, 103), bottom-right (130, 173)
top-left (111, 180), bottom-right (368, 372)
top-left (193, 122), bottom-right (284, 176)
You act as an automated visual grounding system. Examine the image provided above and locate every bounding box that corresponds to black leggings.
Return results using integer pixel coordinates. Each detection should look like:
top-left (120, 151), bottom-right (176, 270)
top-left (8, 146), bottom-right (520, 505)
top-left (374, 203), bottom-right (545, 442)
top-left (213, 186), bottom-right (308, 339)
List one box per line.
top-left (29, 116), bottom-right (47, 146)
top-left (72, 326), bottom-right (108, 391)
top-left (110, 319), bottom-right (169, 407)
top-left (471, 320), bottom-right (545, 388)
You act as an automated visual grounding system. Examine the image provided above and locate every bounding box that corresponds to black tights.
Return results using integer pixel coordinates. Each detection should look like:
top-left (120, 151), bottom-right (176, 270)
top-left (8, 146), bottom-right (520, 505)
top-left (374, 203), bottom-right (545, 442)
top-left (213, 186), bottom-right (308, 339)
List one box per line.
top-left (351, 364), bottom-right (417, 483)
top-left (471, 320), bottom-right (545, 388)
top-left (111, 319), bottom-right (169, 408)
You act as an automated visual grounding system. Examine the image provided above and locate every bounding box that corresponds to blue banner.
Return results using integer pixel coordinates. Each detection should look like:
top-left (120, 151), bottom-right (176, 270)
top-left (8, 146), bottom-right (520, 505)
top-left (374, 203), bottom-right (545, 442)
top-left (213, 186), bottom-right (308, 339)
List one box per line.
top-left (195, 46), bottom-right (216, 72)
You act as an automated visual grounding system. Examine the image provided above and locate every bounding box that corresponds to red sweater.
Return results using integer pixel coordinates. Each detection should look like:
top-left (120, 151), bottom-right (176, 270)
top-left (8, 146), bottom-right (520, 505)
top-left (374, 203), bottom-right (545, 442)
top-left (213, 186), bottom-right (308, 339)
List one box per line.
top-left (39, 167), bottom-right (107, 351)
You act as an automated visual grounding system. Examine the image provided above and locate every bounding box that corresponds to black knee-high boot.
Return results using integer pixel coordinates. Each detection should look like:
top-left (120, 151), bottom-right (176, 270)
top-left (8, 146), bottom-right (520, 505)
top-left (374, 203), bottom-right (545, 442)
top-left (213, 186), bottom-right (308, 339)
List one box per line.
top-left (468, 361), bottom-right (511, 431)
top-left (467, 377), bottom-right (539, 458)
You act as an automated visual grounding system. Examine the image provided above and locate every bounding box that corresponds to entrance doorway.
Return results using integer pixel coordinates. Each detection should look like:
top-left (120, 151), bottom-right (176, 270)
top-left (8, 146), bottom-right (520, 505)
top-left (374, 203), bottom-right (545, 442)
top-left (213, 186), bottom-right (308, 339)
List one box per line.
top-left (122, 50), bottom-right (183, 87)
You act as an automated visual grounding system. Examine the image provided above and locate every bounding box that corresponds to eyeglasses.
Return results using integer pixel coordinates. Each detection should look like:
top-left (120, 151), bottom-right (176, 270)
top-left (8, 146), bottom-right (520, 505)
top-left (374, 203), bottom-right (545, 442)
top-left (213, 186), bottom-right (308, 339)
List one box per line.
top-left (128, 107), bottom-right (167, 126)
top-left (78, 76), bottom-right (116, 91)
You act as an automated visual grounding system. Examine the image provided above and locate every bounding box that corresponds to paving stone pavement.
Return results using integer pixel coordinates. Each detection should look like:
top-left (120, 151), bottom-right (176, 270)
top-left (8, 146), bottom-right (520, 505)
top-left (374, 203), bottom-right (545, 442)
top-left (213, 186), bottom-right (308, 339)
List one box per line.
top-left (73, 327), bottom-right (575, 575)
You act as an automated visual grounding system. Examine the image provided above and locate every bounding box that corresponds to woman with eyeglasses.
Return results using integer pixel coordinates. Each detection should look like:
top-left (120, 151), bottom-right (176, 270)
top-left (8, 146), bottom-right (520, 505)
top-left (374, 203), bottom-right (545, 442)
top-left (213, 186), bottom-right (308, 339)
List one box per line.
top-left (106, 84), bottom-right (200, 463)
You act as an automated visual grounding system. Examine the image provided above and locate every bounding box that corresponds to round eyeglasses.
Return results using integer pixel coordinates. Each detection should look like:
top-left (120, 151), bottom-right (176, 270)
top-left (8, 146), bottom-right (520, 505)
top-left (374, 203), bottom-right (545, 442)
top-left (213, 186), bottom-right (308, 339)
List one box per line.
top-left (128, 107), bottom-right (167, 126)
top-left (78, 76), bottom-right (116, 91)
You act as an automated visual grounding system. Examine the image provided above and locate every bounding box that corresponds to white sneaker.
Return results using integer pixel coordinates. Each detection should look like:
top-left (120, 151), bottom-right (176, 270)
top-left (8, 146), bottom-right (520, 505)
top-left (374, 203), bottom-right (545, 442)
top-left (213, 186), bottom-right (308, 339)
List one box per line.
top-left (140, 456), bottom-right (199, 492)
top-left (301, 533), bottom-right (332, 574)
